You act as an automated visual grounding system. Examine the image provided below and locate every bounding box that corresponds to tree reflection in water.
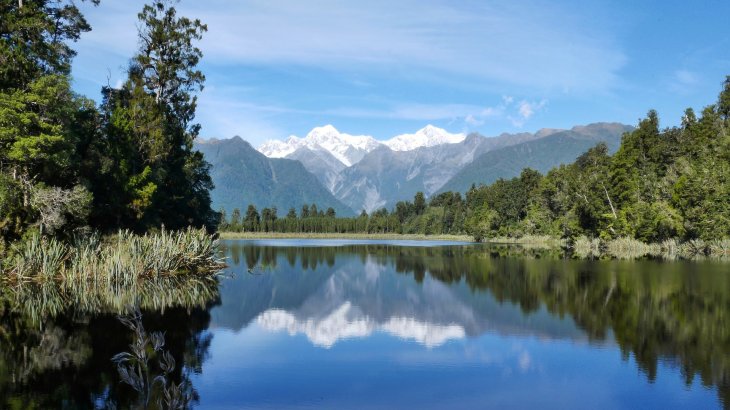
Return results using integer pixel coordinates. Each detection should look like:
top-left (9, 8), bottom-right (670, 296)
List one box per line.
top-left (0, 276), bottom-right (219, 409)
top-left (224, 242), bottom-right (730, 406)
top-left (0, 241), bottom-right (728, 408)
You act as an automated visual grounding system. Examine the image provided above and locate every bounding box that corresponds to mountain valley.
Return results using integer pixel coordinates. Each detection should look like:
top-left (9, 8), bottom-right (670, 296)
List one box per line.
top-left (200, 123), bottom-right (632, 214)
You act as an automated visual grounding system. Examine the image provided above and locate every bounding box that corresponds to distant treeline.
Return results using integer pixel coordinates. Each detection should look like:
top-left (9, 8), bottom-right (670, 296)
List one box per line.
top-left (222, 77), bottom-right (730, 243)
top-left (219, 191), bottom-right (469, 235)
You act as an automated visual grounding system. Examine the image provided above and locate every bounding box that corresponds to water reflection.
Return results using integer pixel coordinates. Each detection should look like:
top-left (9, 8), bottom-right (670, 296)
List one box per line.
top-left (0, 240), bottom-right (728, 408)
top-left (216, 241), bottom-right (730, 407)
top-left (0, 276), bottom-right (219, 409)
top-left (257, 302), bottom-right (467, 348)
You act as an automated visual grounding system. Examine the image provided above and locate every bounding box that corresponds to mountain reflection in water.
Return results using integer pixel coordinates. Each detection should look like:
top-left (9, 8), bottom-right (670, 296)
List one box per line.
top-left (0, 239), bottom-right (728, 409)
top-left (213, 241), bottom-right (730, 408)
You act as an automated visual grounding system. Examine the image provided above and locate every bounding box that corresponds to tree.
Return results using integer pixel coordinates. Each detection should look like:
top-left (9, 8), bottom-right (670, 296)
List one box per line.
top-left (0, 0), bottom-right (100, 90)
top-left (243, 204), bottom-right (260, 232)
top-left (218, 208), bottom-right (228, 230)
top-left (95, 0), bottom-right (215, 231)
top-left (414, 192), bottom-right (426, 215)
top-left (230, 208), bottom-right (241, 231)
top-left (30, 184), bottom-right (92, 235)
top-left (719, 75), bottom-right (730, 120)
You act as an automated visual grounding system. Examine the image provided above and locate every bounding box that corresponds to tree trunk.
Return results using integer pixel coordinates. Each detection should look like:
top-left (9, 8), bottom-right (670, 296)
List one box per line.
top-left (602, 182), bottom-right (618, 219)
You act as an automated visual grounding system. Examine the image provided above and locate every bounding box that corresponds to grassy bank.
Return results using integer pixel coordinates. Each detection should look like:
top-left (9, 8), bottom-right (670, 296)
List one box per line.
top-left (483, 235), bottom-right (567, 249)
top-left (218, 231), bottom-right (730, 260)
top-left (573, 236), bottom-right (730, 260)
top-left (218, 231), bottom-right (475, 242)
top-left (1, 228), bottom-right (225, 284)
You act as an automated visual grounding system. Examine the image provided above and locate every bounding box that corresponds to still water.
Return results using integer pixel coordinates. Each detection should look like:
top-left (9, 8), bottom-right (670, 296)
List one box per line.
top-left (1, 239), bottom-right (728, 409)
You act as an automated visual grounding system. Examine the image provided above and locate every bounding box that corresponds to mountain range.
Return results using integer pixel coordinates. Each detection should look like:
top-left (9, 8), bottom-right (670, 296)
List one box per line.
top-left (198, 122), bottom-right (632, 215)
top-left (195, 137), bottom-right (354, 216)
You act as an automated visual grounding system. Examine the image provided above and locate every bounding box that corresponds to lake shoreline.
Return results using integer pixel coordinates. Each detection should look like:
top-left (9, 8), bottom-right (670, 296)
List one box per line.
top-left (218, 232), bottom-right (475, 242)
top-left (218, 232), bottom-right (730, 260)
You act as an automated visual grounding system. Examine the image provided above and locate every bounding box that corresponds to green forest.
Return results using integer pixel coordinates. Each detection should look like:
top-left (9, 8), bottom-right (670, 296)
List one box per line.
top-left (222, 78), bottom-right (730, 249)
top-left (2, 0), bottom-right (729, 258)
top-left (0, 0), bottom-right (216, 253)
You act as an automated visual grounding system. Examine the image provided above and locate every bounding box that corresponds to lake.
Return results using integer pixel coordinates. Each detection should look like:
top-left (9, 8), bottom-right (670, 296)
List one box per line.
top-left (1, 239), bottom-right (728, 409)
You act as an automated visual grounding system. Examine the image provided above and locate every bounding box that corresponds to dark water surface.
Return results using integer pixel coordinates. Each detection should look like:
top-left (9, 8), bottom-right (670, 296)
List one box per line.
top-left (1, 239), bottom-right (729, 409)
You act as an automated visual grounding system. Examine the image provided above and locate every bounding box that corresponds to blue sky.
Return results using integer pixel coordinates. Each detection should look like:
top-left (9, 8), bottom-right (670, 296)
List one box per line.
top-left (71, 0), bottom-right (730, 145)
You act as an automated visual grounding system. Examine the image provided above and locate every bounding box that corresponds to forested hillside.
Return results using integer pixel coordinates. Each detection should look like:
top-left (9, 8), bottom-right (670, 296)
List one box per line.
top-left (196, 137), bottom-right (354, 216)
top-left (438, 123), bottom-right (632, 194)
top-left (222, 78), bottom-right (730, 249)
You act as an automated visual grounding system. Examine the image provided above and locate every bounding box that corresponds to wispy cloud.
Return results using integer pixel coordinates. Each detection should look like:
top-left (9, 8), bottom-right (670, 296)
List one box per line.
top-left (72, 0), bottom-right (621, 140)
top-left (196, 89), bottom-right (289, 143)
top-left (509, 99), bottom-right (547, 127)
top-left (668, 69), bottom-right (701, 94)
top-left (77, 0), bottom-right (626, 93)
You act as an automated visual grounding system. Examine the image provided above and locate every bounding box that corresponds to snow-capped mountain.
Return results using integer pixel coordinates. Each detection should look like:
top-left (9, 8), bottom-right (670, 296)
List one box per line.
top-left (257, 124), bottom-right (464, 167)
top-left (383, 125), bottom-right (466, 151)
top-left (234, 122), bottom-right (631, 214)
top-left (258, 125), bottom-right (381, 167)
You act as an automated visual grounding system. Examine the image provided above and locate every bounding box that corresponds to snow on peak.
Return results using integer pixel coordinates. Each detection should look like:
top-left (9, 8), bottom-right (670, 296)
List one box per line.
top-left (257, 137), bottom-right (299, 158)
top-left (384, 125), bottom-right (466, 151)
top-left (257, 124), bottom-right (465, 165)
top-left (258, 125), bottom-right (380, 166)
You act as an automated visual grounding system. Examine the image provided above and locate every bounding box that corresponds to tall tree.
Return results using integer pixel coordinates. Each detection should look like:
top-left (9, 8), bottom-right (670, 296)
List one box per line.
top-left (0, 1), bottom-right (100, 240)
top-left (0, 0), bottom-right (99, 90)
top-left (97, 0), bottom-right (215, 231)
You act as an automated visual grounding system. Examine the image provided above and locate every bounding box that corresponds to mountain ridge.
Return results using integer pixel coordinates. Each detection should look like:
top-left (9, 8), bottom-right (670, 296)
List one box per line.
top-left (202, 122), bottom-right (632, 214)
top-left (257, 124), bottom-right (466, 167)
top-left (195, 137), bottom-right (355, 216)
top-left (437, 123), bottom-right (634, 194)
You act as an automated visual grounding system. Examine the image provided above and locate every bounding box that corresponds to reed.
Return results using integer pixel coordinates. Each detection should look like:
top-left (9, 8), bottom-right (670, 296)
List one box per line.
top-left (573, 236), bottom-right (601, 258)
top-left (2, 227), bottom-right (225, 285)
top-left (605, 236), bottom-right (662, 259)
top-left (569, 236), bottom-right (730, 260)
top-left (485, 235), bottom-right (567, 250)
top-left (707, 239), bottom-right (730, 258)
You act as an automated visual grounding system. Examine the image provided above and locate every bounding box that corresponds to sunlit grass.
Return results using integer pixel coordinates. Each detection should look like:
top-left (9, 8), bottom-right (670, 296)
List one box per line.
top-left (2, 228), bottom-right (225, 284)
top-left (568, 236), bottom-right (730, 260)
top-left (0, 228), bottom-right (224, 319)
top-left (486, 235), bottom-right (567, 249)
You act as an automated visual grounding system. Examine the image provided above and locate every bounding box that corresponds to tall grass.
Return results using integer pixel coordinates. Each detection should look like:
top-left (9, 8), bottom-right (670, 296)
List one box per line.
top-left (2, 228), bottom-right (225, 284)
top-left (0, 228), bottom-right (223, 320)
top-left (568, 236), bottom-right (730, 260)
top-left (573, 236), bottom-right (601, 258)
top-left (605, 237), bottom-right (662, 259)
top-left (485, 235), bottom-right (566, 249)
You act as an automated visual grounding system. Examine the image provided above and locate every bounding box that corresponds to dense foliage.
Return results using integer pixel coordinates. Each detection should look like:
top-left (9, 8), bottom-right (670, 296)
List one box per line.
top-left (221, 79), bottom-right (730, 244)
top-left (195, 136), bottom-right (354, 217)
top-left (463, 80), bottom-right (730, 243)
top-left (0, 0), bottom-right (216, 249)
top-left (218, 190), bottom-right (469, 235)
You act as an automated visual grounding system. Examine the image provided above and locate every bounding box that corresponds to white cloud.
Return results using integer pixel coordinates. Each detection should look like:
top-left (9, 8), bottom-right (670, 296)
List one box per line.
top-left (76, 0), bottom-right (626, 93)
top-left (72, 1), bottom-right (592, 138)
top-left (669, 69), bottom-right (701, 94)
top-left (509, 99), bottom-right (548, 127)
top-left (674, 70), bottom-right (698, 86)
top-left (518, 99), bottom-right (547, 120)
top-left (195, 89), bottom-right (288, 144)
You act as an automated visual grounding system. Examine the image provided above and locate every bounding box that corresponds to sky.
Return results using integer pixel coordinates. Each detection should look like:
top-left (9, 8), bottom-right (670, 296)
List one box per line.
top-left (71, 0), bottom-right (730, 145)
